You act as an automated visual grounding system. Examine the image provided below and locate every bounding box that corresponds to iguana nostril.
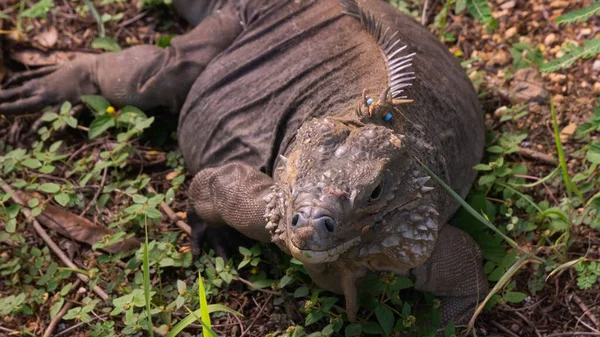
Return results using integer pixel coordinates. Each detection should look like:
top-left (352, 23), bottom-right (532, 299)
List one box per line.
top-left (291, 213), bottom-right (300, 227)
top-left (324, 217), bottom-right (335, 232)
top-left (313, 216), bottom-right (336, 234)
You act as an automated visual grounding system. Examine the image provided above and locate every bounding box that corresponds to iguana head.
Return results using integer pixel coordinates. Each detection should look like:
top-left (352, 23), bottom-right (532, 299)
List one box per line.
top-left (265, 89), bottom-right (438, 266)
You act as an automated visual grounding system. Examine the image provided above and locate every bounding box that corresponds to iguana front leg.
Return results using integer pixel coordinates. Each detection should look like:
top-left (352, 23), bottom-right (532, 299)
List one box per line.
top-left (0, 1), bottom-right (243, 114)
top-left (187, 163), bottom-right (273, 258)
top-left (410, 225), bottom-right (489, 324)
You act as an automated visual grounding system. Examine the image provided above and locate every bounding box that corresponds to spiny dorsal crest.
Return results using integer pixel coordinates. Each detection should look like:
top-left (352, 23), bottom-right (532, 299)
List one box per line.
top-left (340, 0), bottom-right (416, 100)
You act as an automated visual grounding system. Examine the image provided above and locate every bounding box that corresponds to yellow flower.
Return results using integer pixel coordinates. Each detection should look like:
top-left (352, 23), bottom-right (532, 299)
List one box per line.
top-left (106, 106), bottom-right (116, 115)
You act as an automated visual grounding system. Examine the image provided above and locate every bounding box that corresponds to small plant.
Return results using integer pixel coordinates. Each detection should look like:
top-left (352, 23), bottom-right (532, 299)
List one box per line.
top-left (510, 43), bottom-right (544, 71)
top-left (432, 0), bottom-right (496, 40)
top-left (540, 2), bottom-right (600, 73)
top-left (575, 261), bottom-right (600, 290)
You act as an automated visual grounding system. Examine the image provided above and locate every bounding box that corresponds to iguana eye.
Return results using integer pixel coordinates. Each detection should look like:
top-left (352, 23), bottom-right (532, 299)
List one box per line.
top-left (369, 181), bottom-right (384, 202)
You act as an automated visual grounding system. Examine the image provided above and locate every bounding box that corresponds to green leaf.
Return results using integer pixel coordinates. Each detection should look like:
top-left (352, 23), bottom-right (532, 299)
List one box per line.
top-left (455, 0), bottom-right (467, 13)
top-left (117, 106), bottom-right (147, 124)
top-left (250, 278), bottom-right (274, 289)
top-left (362, 322), bottom-right (383, 334)
top-left (279, 275), bottom-right (293, 288)
top-left (20, 0), bottom-right (53, 18)
top-left (5, 218), bottom-right (16, 233)
top-left (49, 297), bottom-right (64, 319)
top-left (473, 163), bottom-right (491, 171)
top-left (375, 305), bottom-right (394, 336)
top-left (21, 158), bottom-right (42, 169)
top-left (444, 321), bottom-right (456, 336)
top-left (81, 95), bottom-right (111, 115)
top-left (344, 323), bottom-right (362, 337)
top-left (144, 208), bottom-right (162, 219)
top-left (556, 1), bottom-right (600, 25)
top-left (504, 291), bottom-right (527, 303)
top-left (294, 286), bottom-right (309, 298)
top-left (39, 183), bottom-right (60, 194)
top-left (41, 112), bottom-right (59, 122)
top-left (27, 198), bottom-right (40, 208)
top-left (486, 145), bottom-right (503, 153)
top-left (586, 140), bottom-right (600, 164)
top-left (92, 37), bottom-right (122, 52)
top-left (305, 311), bottom-right (324, 326)
top-left (466, 0), bottom-right (496, 26)
top-left (488, 266), bottom-right (506, 282)
top-left (478, 174), bottom-right (496, 186)
top-left (54, 193), bottom-right (70, 207)
top-left (88, 115), bottom-right (116, 139)
top-left (156, 34), bottom-right (175, 48)
top-left (239, 247), bottom-right (252, 256)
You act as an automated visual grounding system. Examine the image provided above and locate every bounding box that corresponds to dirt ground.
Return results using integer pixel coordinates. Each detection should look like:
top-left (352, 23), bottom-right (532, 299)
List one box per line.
top-left (0, 0), bottom-right (599, 336)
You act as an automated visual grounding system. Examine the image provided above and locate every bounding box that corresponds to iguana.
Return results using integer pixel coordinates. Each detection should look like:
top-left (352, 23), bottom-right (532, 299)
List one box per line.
top-left (0, 0), bottom-right (487, 325)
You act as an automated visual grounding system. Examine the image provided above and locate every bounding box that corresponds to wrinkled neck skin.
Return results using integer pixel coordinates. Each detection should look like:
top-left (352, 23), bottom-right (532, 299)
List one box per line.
top-left (263, 111), bottom-right (440, 280)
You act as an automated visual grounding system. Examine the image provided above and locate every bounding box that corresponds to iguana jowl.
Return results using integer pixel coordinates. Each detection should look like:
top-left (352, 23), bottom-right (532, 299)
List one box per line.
top-left (0, 0), bottom-right (488, 324)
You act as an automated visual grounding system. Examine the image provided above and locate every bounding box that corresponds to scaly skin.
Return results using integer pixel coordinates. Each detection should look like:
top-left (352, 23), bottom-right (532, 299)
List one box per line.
top-left (1, 0), bottom-right (488, 326)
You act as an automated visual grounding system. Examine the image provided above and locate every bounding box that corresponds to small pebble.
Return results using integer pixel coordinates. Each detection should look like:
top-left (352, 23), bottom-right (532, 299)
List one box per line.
top-left (593, 59), bottom-right (600, 73)
top-left (544, 33), bottom-right (556, 45)
top-left (505, 27), bottom-right (518, 39)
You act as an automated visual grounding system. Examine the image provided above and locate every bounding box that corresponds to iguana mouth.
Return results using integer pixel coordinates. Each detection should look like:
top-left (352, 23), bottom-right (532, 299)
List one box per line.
top-left (287, 235), bottom-right (361, 264)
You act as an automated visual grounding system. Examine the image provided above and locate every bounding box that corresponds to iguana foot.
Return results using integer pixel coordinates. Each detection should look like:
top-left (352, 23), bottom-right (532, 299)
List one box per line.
top-left (439, 295), bottom-right (482, 326)
top-left (0, 56), bottom-right (98, 115)
top-left (187, 210), bottom-right (251, 261)
top-left (4, 65), bottom-right (60, 87)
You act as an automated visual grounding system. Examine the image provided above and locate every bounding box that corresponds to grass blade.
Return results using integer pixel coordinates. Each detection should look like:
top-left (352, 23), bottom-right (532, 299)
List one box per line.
top-left (550, 98), bottom-right (583, 201)
top-left (165, 304), bottom-right (242, 337)
top-left (509, 167), bottom-right (559, 188)
top-left (467, 254), bottom-right (537, 331)
top-left (198, 272), bottom-right (211, 335)
top-left (82, 0), bottom-right (105, 38)
top-left (142, 214), bottom-right (154, 337)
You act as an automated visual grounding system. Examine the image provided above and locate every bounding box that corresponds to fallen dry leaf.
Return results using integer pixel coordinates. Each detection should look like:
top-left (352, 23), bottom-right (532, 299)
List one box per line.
top-left (18, 191), bottom-right (141, 254)
top-left (33, 27), bottom-right (58, 49)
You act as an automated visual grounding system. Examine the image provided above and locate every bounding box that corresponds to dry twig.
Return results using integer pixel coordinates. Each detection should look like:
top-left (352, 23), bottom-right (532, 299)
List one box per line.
top-left (146, 184), bottom-right (191, 234)
top-left (79, 166), bottom-right (108, 217)
top-left (42, 283), bottom-right (84, 337)
top-left (572, 294), bottom-right (600, 331)
top-left (517, 147), bottom-right (556, 165)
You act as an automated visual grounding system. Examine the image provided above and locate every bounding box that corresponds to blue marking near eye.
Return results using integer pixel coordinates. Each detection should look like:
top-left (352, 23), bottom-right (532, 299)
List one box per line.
top-left (384, 112), bottom-right (393, 121)
top-left (366, 98), bottom-right (374, 106)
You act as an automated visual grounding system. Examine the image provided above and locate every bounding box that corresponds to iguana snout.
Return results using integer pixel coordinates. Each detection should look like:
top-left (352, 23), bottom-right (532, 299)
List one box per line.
top-left (290, 206), bottom-right (337, 250)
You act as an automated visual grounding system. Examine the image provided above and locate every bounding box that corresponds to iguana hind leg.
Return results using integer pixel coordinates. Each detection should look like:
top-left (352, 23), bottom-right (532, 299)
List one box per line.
top-left (410, 225), bottom-right (488, 324)
top-left (188, 163), bottom-right (273, 259)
